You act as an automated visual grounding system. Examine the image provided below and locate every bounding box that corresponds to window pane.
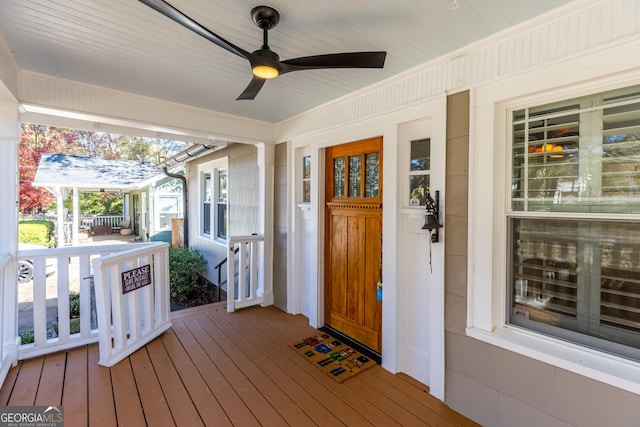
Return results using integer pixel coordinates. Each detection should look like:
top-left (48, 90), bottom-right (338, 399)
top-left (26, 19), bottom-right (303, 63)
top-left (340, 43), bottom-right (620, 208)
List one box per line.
top-left (510, 218), bottom-right (579, 324)
top-left (512, 84), bottom-right (640, 213)
top-left (303, 181), bottom-right (311, 203)
top-left (303, 156), bottom-right (311, 179)
top-left (348, 155), bottom-right (361, 197)
top-left (218, 170), bottom-right (228, 203)
top-left (203, 172), bottom-right (211, 235)
top-left (159, 196), bottom-right (179, 212)
top-left (365, 152), bottom-right (379, 198)
top-left (410, 138), bottom-right (430, 171)
top-left (203, 203), bottom-right (211, 235)
top-left (204, 173), bottom-right (212, 202)
top-left (409, 175), bottom-right (430, 206)
top-left (510, 218), bottom-right (640, 359)
top-left (217, 203), bottom-right (227, 239)
top-left (159, 213), bottom-right (179, 229)
top-left (334, 157), bottom-right (345, 197)
top-left (302, 156), bottom-right (311, 203)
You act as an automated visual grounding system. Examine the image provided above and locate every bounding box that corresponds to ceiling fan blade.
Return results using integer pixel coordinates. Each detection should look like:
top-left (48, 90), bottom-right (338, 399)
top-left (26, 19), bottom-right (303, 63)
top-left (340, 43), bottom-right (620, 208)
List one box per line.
top-left (280, 51), bottom-right (386, 73)
top-left (236, 77), bottom-right (267, 100)
top-left (138, 0), bottom-right (251, 60)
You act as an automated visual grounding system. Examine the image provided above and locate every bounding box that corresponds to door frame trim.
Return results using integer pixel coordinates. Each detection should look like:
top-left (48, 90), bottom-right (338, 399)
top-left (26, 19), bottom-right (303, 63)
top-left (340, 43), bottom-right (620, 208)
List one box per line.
top-left (285, 96), bottom-right (447, 401)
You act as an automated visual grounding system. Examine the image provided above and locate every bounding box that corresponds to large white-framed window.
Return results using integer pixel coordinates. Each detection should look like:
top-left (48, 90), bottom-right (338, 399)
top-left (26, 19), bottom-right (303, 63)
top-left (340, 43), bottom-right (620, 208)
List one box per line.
top-left (199, 157), bottom-right (228, 243)
top-left (468, 73), bottom-right (640, 396)
top-left (508, 85), bottom-right (640, 361)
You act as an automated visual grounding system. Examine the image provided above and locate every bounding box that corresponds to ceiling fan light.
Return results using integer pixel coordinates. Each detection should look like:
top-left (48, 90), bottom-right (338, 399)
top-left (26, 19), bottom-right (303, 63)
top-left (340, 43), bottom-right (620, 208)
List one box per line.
top-left (252, 65), bottom-right (279, 79)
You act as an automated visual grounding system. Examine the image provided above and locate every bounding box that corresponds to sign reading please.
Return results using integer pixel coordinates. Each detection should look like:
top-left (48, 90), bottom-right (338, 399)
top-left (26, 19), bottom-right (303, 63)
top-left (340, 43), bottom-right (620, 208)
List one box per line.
top-left (121, 264), bottom-right (152, 294)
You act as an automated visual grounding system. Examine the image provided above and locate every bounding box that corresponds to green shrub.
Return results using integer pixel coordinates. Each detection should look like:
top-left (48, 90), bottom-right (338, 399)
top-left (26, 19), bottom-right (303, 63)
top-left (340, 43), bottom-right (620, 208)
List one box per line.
top-left (69, 291), bottom-right (80, 318)
top-left (168, 247), bottom-right (207, 304)
top-left (19, 330), bottom-right (34, 345)
top-left (19, 220), bottom-right (55, 247)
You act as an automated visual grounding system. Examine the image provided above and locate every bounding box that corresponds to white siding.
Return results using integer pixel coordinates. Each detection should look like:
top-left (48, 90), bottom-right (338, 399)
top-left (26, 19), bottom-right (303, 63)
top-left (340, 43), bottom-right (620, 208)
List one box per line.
top-left (186, 143), bottom-right (260, 281)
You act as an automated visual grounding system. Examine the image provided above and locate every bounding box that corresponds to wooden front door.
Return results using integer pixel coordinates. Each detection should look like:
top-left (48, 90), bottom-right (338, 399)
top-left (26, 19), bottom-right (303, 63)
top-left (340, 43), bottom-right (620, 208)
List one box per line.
top-left (324, 137), bottom-right (383, 352)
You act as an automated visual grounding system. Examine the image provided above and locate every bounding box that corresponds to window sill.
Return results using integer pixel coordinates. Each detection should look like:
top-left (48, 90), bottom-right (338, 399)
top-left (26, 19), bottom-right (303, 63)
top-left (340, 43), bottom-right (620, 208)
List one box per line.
top-left (196, 234), bottom-right (228, 248)
top-left (466, 325), bottom-right (640, 396)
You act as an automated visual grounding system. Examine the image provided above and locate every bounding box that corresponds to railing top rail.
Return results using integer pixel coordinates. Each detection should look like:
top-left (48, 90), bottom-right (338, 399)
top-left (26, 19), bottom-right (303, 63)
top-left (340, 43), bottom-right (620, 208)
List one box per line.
top-left (16, 243), bottom-right (134, 260)
top-left (227, 234), bottom-right (265, 245)
top-left (94, 242), bottom-right (168, 267)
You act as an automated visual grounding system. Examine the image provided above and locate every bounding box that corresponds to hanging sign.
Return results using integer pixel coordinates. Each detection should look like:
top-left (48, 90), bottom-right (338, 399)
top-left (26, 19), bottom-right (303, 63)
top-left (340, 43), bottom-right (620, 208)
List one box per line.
top-left (121, 264), bottom-right (152, 294)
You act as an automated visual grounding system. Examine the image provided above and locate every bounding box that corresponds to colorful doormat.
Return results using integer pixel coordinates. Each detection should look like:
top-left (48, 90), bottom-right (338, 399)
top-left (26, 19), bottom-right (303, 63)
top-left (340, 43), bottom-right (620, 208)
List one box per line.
top-left (290, 333), bottom-right (376, 382)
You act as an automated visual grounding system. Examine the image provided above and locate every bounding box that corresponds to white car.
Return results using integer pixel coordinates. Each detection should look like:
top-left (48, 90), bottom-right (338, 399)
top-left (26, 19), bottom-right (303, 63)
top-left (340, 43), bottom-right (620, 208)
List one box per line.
top-left (17, 243), bottom-right (56, 283)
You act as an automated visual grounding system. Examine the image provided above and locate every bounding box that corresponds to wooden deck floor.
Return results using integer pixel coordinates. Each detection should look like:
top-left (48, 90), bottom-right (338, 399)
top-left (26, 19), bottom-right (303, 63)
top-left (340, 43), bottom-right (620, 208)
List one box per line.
top-left (0, 303), bottom-right (479, 426)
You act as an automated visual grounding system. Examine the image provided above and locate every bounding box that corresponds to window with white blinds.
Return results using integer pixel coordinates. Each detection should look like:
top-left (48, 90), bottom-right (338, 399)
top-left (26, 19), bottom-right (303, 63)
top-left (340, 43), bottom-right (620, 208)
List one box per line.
top-left (508, 84), bottom-right (640, 360)
top-left (512, 85), bottom-right (640, 213)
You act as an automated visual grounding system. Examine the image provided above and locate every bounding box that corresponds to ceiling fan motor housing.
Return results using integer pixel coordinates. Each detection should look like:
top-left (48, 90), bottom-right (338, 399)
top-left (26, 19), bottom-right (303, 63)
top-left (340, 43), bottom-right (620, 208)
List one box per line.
top-left (251, 6), bottom-right (280, 30)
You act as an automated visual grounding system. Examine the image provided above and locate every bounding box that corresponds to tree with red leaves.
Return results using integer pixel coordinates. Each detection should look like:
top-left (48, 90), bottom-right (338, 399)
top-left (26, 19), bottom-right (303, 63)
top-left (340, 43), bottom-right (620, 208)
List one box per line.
top-left (19, 123), bottom-right (187, 214)
top-left (19, 124), bottom-right (83, 213)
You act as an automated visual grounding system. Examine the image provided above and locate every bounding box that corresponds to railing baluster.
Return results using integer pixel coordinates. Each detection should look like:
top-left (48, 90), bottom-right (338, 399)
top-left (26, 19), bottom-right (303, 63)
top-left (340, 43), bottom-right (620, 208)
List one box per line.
top-left (226, 235), bottom-right (264, 312)
top-left (250, 241), bottom-right (258, 299)
top-left (227, 244), bottom-right (236, 313)
top-left (32, 259), bottom-right (47, 346)
top-left (238, 243), bottom-right (247, 303)
top-left (56, 257), bottom-right (71, 340)
top-left (78, 254), bottom-right (92, 338)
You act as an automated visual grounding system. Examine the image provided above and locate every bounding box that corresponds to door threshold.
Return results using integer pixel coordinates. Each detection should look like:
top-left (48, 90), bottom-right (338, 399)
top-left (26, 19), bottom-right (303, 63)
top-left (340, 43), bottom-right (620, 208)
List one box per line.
top-left (319, 326), bottom-right (381, 365)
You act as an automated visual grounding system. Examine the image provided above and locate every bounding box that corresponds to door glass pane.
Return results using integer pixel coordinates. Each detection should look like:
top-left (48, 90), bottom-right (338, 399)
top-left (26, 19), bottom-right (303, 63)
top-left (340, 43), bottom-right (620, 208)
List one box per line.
top-left (365, 152), bottom-right (379, 198)
top-left (348, 155), bottom-right (361, 197)
top-left (334, 157), bottom-right (345, 197)
top-left (411, 138), bottom-right (430, 171)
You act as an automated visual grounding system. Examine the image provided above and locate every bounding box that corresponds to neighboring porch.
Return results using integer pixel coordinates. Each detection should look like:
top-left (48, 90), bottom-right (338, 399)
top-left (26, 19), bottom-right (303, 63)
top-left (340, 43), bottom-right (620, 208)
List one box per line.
top-left (0, 303), bottom-right (478, 427)
top-left (32, 154), bottom-right (171, 247)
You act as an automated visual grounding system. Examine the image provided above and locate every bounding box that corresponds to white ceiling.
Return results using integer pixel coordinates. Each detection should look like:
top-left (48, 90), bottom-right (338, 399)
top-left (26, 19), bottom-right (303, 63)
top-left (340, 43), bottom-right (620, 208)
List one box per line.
top-left (0, 0), bottom-right (574, 124)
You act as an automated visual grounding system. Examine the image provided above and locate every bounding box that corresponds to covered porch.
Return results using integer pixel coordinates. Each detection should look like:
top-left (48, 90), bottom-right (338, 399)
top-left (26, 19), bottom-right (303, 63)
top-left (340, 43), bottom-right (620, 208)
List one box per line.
top-left (32, 153), bottom-right (165, 247)
top-left (0, 303), bottom-right (478, 426)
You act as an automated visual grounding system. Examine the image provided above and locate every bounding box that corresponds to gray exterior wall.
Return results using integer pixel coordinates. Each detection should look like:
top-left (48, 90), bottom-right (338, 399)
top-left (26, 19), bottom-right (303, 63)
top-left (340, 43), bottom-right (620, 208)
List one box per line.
top-left (186, 143), bottom-right (259, 282)
top-left (444, 91), bottom-right (640, 427)
top-left (273, 142), bottom-right (287, 311)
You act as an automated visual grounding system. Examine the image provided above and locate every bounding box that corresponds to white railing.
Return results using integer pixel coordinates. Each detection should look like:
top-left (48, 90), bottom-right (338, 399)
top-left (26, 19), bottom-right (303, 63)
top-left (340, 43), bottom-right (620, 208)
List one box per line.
top-left (16, 243), bottom-right (133, 359)
top-left (93, 242), bottom-right (171, 367)
top-left (83, 215), bottom-right (128, 228)
top-left (227, 235), bottom-right (264, 312)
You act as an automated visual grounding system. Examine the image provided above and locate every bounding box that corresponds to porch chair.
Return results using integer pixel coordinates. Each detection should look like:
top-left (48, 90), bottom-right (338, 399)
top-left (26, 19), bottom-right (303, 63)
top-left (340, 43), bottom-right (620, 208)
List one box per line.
top-left (112, 219), bottom-right (131, 234)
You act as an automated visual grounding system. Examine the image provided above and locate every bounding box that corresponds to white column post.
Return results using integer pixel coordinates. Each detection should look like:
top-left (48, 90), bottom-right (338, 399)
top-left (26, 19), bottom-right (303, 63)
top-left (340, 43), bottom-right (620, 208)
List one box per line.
top-left (0, 101), bottom-right (20, 381)
top-left (256, 143), bottom-right (274, 307)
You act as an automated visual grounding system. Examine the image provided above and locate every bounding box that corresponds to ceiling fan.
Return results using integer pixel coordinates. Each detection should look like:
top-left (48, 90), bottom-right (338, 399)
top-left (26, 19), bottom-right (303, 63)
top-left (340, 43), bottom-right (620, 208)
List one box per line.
top-left (138, 0), bottom-right (387, 100)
